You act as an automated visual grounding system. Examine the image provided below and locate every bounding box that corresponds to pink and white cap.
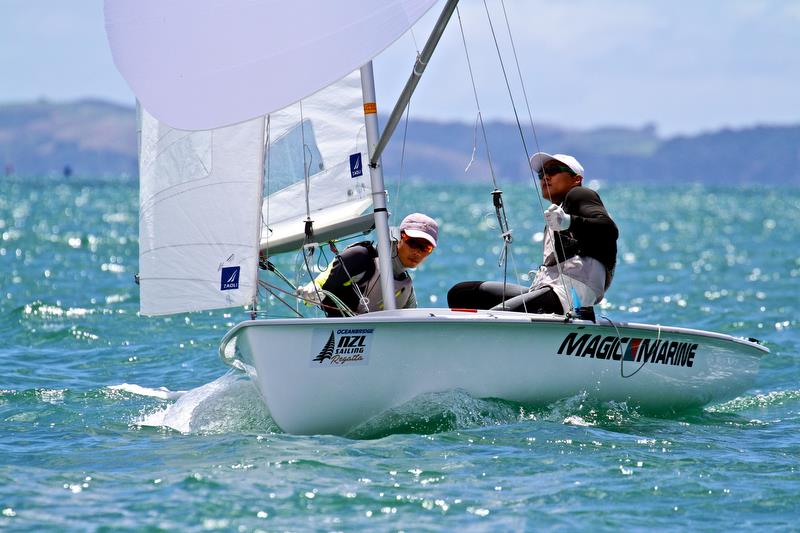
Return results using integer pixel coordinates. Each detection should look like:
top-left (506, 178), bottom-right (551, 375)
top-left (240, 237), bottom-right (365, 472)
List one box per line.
top-left (400, 213), bottom-right (438, 247)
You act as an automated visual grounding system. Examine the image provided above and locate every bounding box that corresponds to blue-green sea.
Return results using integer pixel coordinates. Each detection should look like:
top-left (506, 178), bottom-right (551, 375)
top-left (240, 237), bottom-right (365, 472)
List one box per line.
top-left (1, 176), bottom-right (798, 531)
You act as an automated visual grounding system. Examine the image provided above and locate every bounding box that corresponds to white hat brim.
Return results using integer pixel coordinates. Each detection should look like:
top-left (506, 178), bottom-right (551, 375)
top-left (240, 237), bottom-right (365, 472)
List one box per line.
top-left (403, 229), bottom-right (437, 247)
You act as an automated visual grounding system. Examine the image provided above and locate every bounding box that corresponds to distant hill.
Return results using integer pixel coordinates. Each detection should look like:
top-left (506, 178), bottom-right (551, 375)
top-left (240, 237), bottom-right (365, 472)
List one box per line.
top-left (0, 99), bottom-right (136, 178)
top-left (1, 99), bottom-right (798, 184)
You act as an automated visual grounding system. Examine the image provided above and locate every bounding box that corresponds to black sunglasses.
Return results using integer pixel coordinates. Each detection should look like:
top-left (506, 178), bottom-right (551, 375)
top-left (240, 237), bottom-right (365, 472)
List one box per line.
top-left (537, 164), bottom-right (575, 179)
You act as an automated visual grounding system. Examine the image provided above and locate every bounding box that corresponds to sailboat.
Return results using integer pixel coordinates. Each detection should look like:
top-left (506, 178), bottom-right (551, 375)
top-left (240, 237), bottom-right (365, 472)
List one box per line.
top-left (105, 0), bottom-right (768, 435)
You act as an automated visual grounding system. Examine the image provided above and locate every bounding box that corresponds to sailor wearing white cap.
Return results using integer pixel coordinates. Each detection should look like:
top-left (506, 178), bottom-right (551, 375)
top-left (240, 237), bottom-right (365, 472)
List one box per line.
top-left (448, 152), bottom-right (618, 317)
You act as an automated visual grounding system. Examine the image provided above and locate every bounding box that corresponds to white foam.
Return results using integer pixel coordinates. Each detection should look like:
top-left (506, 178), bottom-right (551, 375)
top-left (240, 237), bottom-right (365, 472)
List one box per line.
top-left (131, 372), bottom-right (273, 434)
top-left (108, 383), bottom-right (186, 401)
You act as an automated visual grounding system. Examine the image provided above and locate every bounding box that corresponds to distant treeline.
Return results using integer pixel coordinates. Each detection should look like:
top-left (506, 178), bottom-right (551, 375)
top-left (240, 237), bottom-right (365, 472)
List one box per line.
top-left (1, 99), bottom-right (798, 184)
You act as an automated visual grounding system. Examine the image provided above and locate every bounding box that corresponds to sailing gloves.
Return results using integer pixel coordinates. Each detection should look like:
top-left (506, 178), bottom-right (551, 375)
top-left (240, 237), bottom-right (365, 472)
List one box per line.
top-left (296, 281), bottom-right (323, 306)
top-left (544, 204), bottom-right (571, 231)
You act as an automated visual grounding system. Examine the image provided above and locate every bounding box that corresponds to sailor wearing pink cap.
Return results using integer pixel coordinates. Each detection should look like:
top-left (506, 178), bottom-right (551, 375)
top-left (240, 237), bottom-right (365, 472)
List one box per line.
top-left (297, 213), bottom-right (439, 317)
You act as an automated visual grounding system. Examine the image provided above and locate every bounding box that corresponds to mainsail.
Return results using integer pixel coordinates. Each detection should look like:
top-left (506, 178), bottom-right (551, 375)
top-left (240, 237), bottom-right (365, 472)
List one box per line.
top-left (109, 0), bottom-right (443, 316)
top-left (261, 70), bottom-right (373, 255)
top-left (137, 71), bottom-right (373, 315)
top-left (105, 0), bottom-right (438, 129)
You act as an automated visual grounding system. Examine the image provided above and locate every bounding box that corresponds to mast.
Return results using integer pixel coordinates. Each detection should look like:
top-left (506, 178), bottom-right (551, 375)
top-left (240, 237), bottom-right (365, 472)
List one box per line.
top-left (360, 62), bottom-right (397, 310)
top-left (359, 0), bottom-right (459, 311)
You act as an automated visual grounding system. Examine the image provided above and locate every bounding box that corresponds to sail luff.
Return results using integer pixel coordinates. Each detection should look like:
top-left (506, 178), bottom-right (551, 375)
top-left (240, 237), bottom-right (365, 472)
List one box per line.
top-left (249, 121), bottom-right (269, 315)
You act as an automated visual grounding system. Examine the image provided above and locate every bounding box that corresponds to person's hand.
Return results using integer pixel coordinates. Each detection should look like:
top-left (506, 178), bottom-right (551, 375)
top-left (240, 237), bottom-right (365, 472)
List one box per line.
top-left (544, 204), bottom-right (571, 231)
top-left (296, 282), bottom-right (323, 305)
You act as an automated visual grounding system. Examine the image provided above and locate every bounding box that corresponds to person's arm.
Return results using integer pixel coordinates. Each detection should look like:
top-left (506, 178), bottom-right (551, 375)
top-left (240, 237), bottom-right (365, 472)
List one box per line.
top-left (318, 245), bottom-right (373, 293)
top-left (562, 187), bottom-right (618, 242)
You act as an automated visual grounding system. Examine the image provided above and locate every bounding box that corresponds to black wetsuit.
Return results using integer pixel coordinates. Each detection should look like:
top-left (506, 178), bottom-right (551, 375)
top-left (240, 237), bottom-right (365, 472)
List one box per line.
top-left (448, 186), bottom-right (618, 314)
top-left (318, 241), bottom-right (414, 317)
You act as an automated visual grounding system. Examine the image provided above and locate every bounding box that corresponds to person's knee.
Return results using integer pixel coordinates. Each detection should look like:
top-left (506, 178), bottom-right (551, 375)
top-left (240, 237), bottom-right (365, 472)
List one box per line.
top-left (447, 281), bottom-right (482, 307)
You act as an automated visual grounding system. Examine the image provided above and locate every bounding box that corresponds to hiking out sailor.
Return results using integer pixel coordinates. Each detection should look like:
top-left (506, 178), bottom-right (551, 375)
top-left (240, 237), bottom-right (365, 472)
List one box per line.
top-left (297, 213), bottom-right (439, 317)
top-left (447, 152), bottom-right (618, 316)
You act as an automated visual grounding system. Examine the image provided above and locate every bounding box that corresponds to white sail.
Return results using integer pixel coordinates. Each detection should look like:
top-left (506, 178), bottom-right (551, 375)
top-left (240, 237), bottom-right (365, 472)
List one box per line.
top-left (104, 0), bottom-right (438, 130)
top-left (138, 108), bottom-right (265, 316)
top-left (261, 70), bottom-right (373, 255)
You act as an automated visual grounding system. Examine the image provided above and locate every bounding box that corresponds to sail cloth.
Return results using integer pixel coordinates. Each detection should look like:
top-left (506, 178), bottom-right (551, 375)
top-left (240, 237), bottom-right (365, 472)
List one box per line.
top-left (137, 70), bottom-right (372, 315)
top-left (262, 70), bottom-right (373, 255)
top-left (138, 108), bottom-right (265, 316)
top-left (104, 0), bottom-right (438, 130)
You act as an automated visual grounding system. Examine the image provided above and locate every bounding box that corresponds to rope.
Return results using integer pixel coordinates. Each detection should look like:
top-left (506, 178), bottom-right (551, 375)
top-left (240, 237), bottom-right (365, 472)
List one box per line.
top-left (599, 314), bottom-right (654, 379)
top-left (393, 99), bottom-right (412, 209)
top-left (456, 6), bottom-right (520, 308)
top-left (263, 284), bottom-right (304, 318)
top-left (456, 7), bottom-right (499, 190)
top-left (481, 0), bottom-right (576, 315)
top-left (260, 279), bottom-right (356, 317)
top-left (328, 243), bottom-right (370, 314)
top-left (299, 101), bottom-right (311, 220)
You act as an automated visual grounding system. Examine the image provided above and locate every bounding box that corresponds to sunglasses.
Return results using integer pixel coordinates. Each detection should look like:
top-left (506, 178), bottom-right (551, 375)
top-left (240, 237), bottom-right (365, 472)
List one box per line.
top-left (401, 232), bottom-right (435, 254)
top-left (537, 164), bottom-right (575, 179)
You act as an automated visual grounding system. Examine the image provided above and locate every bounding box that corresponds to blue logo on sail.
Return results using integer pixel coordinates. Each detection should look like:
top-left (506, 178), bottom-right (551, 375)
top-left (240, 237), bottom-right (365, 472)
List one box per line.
top-left (220, 266), bottom-right (240, 291)
top-left (349, 153), bottom-right (363, 178)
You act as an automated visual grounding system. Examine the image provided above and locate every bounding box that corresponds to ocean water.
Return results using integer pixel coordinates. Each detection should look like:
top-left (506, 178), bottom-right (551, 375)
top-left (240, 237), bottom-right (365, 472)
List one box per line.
top-left (1, 176), bottom-right (798, 531)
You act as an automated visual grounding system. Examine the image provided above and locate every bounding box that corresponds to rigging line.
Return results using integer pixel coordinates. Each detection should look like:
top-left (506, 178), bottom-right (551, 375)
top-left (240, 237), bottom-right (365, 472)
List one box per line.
top-left (600, 314), bottom-right (652, 379)
top-left (263, 285), bottom-right (305, 318)
top-left (482, 0), bottom-right (575, 314)
top-left (264, 115), bottom-right (272, 258)
top-left (499, 0), bottom-right (544, 180)
top-left (264, 259), bottom-right (296, 291)
top-left (261, 279), bottom-right (355, 317)
top-left (456, 6), bottom-right (499, 190)
top-left (481, 0), bottom-right (534, 184)
top-left (325, 240), bottom-right (370, 314)
top-left (296, 102), bottom-right (325, 307)
top-left (410, 28), bottom-right (421, 56)
top-left (457, 5), bottom-right (519, 302)
top-left (390, 19), bottom-right (421, 209)
top-left (301, 244), bottom-right (325, 309)
top-left (394, 99), bottom-right (413, 209)
top-left (299, 101), bottom-right (311, 220)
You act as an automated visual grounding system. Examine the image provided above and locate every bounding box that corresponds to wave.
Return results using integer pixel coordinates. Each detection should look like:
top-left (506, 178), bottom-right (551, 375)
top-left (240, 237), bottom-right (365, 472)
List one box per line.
top-left (105, 373), bottom-right (799, 438)
top-left (113, 372), bottom-right (276, 434)
top-left (706, 389), bottom-right (800, 412)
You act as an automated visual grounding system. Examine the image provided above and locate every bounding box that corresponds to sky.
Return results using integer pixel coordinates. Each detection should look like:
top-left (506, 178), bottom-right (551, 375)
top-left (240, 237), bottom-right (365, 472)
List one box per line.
top-left (2, 0), bottom-right (799, 136)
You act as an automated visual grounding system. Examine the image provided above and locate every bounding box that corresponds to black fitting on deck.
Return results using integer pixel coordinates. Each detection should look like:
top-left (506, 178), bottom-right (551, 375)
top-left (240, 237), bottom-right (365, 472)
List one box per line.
top-left (304, 218), bottom-right (314, 241)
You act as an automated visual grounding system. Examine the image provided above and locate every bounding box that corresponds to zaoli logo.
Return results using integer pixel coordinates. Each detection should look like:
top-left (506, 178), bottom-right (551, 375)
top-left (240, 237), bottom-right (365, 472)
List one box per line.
top-left (220, 266), bottom-right (240, 291)
top-left (349, 153), bottom-right (363, 178)
top-left (311, 328), bottom-right (373, 366)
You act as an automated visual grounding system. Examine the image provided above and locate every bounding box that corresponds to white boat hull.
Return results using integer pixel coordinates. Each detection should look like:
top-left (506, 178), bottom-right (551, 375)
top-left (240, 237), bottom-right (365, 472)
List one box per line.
top-left (220, 308), bottom-right (767, 435)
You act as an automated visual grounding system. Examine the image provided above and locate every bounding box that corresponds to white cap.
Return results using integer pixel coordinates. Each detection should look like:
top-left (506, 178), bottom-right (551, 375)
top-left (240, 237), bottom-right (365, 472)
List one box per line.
top-left (529, 152), bottom-right (585, 177)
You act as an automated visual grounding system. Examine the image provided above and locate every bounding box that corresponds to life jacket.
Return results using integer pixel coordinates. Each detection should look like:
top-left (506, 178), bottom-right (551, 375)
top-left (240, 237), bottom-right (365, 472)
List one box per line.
top-left (328, 241), bottom-right (414, 315)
